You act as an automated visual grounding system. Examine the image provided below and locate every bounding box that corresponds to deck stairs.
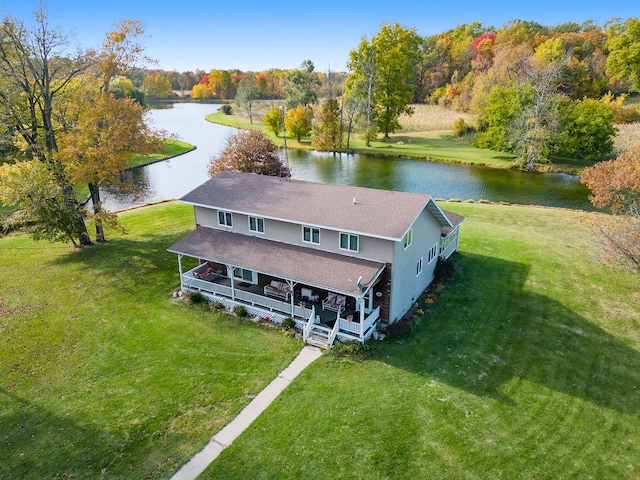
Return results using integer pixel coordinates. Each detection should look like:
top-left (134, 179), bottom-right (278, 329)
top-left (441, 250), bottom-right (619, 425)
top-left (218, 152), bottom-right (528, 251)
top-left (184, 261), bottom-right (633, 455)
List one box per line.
top-left (305, 325), bottom-right (333, 349)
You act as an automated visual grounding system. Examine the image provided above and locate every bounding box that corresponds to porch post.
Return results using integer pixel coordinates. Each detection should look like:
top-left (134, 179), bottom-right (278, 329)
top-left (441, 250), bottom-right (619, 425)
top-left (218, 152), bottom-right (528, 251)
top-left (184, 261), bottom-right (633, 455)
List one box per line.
top-left (359, 297), bottom-right (365, 339)
top-left (226, 264), bottom-right (236, 300)
top-left (177, 255), bottom-right (184, 289)
top-left (286, 280), bottom-right (296, 317)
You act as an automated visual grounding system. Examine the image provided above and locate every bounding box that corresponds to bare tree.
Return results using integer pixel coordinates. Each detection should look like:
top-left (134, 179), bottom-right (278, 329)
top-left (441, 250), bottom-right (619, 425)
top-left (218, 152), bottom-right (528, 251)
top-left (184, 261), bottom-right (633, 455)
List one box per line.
top-left (512, 54), bottom-right (569, 170)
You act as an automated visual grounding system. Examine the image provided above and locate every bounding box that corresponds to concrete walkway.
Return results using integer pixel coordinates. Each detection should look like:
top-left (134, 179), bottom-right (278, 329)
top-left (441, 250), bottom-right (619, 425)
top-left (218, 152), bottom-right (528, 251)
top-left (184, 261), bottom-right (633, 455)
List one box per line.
top-left (170, 346), bottom-right (323, 480)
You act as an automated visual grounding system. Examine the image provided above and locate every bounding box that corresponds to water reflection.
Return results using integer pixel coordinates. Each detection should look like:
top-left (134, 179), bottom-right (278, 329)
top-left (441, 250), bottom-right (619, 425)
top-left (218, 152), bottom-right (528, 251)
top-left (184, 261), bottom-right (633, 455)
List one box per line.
top-left (98, 103), bottom-right (593, 212)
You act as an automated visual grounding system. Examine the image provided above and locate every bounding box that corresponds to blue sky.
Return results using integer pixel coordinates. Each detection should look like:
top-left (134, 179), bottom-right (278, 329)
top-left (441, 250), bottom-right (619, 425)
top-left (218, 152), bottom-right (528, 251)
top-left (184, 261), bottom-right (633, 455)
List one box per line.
top-left (3, 0), bottom-right (639, 73)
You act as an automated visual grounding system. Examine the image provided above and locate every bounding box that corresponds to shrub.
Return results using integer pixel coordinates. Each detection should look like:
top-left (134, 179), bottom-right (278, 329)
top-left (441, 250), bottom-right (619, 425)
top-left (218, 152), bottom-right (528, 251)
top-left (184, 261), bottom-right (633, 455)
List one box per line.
top-left (211, 301), bottom-right (224, 310)
top-left (331, 340), bottom-right (369, 360)
top-left (220, 104), bottom-right (232, 115)
top-left (384, 319), bottom-right (411, 339)
top-left (233, 305), bottom-right (248, 317)
top-left (434, 258), bottom-right (457, 284)
top-left (281, 317), bottom-right (296, 331)
top-left (452, 118), bottom-right (472, 137)
top-left (188, 291), bottom-right (207, 304)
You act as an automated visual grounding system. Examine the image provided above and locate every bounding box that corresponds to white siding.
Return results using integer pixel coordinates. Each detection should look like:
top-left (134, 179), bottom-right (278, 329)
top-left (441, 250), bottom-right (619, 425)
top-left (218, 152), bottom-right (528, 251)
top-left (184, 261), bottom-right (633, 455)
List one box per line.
top-left (388, 207), bottom-right (442, 322)
top-left (194, 206), bottom-right (219, 228)
top-left (193, 206), bottom-right (394, 263)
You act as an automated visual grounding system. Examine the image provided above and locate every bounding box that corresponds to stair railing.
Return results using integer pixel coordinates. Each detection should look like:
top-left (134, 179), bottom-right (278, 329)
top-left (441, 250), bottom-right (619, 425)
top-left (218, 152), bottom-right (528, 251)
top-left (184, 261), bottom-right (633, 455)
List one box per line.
top-left (303, 305), bottom-right (315, 342)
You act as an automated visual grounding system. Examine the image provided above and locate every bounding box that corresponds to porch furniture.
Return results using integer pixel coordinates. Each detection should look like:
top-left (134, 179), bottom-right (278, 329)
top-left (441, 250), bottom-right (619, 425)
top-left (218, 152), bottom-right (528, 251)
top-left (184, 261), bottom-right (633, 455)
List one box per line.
top-left (264, 280), bottom-right (292, 301)
top-left (301, 287), bottom-right (319, 302)
top-left (322, 293), bottom-right (346, 312)
top-left (194, 266), bottom-right (213, 279)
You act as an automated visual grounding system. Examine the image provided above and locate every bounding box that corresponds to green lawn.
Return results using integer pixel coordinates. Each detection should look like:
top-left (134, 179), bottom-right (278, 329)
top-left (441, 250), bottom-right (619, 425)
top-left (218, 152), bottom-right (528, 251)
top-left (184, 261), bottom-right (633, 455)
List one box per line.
top-left (203, 203), bottom-right (640, 479)
top-left (0, 202), bottom-right (301, 479)
top-left (207, 112), bottom-right (597, 174)
top-left (129, 139), bottom-right (195, 168)
top-left (2, 202), bottom-right (639, 479)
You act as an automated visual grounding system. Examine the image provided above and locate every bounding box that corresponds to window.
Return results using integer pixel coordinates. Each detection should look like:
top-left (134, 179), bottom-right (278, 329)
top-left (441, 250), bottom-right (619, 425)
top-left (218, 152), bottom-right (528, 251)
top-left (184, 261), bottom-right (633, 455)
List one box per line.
top-left (233, 267), bottom-right (256, 283)
top-left (403, 229), bottom-right (412, 249)
top-left (339, 233), bottom-right (359, 252)
top-left (249, 216), bottom-right (265, 233)
top-left (416, 257), bottom-right (423, 276)
top-left (218, 210), bottom-right (233, 227)
top-left (428, 243), bottom-right (438, 263)
top-left (303, 226), bottom-right (320, 244)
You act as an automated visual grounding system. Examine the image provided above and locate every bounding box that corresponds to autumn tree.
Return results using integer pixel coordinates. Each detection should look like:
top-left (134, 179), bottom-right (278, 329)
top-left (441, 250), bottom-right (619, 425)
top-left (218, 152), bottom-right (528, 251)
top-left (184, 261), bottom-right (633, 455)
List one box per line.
top-left (580, 150), bottom-right (640, 272)
top-left (235, 75), bottom-right (260, 123)
top-left (0, 8), bottom-right (92, 245)
top-left (346, 23), bottom-right (421, 140)
top-left (606, 18), bottom-right (640, 92)
top-left (285, 60), bottom-right (321, 109)
top-left (59, 93), bottom-right (162, 242)
top-left (208, 130), bottom-right (289, 177)
top-left (285, 105), bottom-right (312, 142)
top-left (372, 23), bottom-right (421, 138)
top-left (143, 73), bottom-right (172, 98)
top-left (263, 105), bottom-right (284, 136)
top-left (511, 54), bottom-right (568, 169)
top-left (97, 19), bottom-right (148, 93)
top-left (312, 98), bottom-right (342, 151)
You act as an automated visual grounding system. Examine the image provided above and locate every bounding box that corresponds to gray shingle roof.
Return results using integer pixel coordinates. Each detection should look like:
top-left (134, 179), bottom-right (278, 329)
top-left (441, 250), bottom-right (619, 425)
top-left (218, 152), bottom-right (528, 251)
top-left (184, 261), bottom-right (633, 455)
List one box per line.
top-left (441, 210), bottom-right (465, 236)
top-left (180, 171), bottom-right (447, 240)
top-left (168, 227), bottom-right (386, 297)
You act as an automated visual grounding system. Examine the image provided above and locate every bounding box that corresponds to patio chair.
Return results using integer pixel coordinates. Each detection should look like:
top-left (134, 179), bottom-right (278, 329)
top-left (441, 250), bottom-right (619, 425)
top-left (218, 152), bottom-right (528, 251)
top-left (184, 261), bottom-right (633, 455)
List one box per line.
top-left (322, 293), bottom-right (346, 312)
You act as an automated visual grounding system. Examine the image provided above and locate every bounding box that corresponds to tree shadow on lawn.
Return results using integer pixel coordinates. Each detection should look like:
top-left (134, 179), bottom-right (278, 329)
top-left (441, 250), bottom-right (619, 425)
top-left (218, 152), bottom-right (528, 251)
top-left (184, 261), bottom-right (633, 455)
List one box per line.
top-left (379, 252), bottom-right (640, 415)
top-left (48, 232), bottom-right (188, 292)
top-left (0, 387), bottom-right (118, 477)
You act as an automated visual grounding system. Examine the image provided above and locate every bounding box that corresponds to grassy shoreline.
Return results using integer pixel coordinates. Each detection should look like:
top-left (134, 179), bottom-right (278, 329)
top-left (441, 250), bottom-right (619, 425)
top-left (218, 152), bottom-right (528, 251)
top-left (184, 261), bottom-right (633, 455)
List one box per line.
top-left (1, 201), bottom-right (638, 478)
top-left (206, 111), bottom-right (598, 175)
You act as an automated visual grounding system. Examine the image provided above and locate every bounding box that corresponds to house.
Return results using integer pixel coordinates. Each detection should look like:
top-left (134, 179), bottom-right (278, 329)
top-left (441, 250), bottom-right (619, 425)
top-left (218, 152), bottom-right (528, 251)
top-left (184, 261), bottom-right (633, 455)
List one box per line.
top-left (167, 171), bottom-right (464, 348)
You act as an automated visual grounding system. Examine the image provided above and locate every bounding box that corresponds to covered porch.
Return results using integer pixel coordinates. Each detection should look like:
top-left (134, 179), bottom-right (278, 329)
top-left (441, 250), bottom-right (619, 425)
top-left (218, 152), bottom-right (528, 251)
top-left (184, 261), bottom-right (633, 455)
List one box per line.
top-left (168, 227), bottom-right (386, 346)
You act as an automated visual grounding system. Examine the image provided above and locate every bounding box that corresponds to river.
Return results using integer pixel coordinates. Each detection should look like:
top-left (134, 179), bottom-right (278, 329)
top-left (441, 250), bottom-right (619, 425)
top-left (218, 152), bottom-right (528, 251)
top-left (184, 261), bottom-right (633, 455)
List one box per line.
top-left (100, 103), bottom-right (593, 212)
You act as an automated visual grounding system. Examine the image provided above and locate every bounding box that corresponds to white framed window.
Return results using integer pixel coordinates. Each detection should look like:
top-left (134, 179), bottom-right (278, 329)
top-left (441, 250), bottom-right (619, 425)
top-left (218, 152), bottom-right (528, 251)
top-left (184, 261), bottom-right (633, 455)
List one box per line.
top-left (218, 210), bottom-right (233, 227)
top-left (339, 232), bottom-right (359, 252)
top-left (249, 216), bottom-right (265, 233)
top-left (233, 267), bottom-right (257, 284)
top-left (416, 257), bottom-right (423, 276)
top-left (303, 226), bottom-right (320, 244)
top-left (403, 229), bottom-right (412, 250)
top-left (428, 243), bottom-right (438, 263)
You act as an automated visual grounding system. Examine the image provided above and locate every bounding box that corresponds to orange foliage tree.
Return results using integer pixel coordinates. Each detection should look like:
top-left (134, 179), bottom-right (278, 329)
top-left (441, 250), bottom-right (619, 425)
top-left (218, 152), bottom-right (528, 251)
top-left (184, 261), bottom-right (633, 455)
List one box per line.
top-left (208, 130), bottom-right (290, 178)
top-left (581, 150), bottom-right (640, 272)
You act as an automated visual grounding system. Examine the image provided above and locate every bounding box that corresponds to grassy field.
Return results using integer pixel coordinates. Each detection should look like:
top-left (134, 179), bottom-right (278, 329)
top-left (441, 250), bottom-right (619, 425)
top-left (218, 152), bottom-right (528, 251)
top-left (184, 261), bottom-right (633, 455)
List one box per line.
top-left (2, 201), bottom-right (639, 479)
top-left (207, 105), bottom-right (598, 174)
top-left (0, 202), bottom-right (301, 479)
top-left (202, 203), bottom-right (640, 479)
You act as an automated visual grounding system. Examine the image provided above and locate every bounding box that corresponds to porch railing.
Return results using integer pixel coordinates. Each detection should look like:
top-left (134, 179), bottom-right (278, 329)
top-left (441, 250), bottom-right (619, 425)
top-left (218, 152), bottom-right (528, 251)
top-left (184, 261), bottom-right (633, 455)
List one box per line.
top-left (337, 306), bottom-right (381, 340)
top-left (182, 272), bottom-right (313, 319)
top-left (328, 316), bottom-right (340, 345)
top-left (303, 306), bottom-right (316, 342)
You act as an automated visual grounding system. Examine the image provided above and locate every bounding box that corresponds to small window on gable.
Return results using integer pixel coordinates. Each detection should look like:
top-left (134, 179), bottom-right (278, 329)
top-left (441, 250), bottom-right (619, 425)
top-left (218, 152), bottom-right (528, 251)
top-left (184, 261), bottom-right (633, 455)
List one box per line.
top-left (303, 226), bottom-right (320, 244)
top-left (218, 210), bottom-right (233, 227)
top-left (428, 243), bottom-right (438, 263)
top-left (403, 229), bottom-right (412, 249)
top-left (249, 216), bottom-right (265, 233)
top-left (339, 233), bottom-right (359, 252)
top-left (416, 257), bottom-right (423, 276)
